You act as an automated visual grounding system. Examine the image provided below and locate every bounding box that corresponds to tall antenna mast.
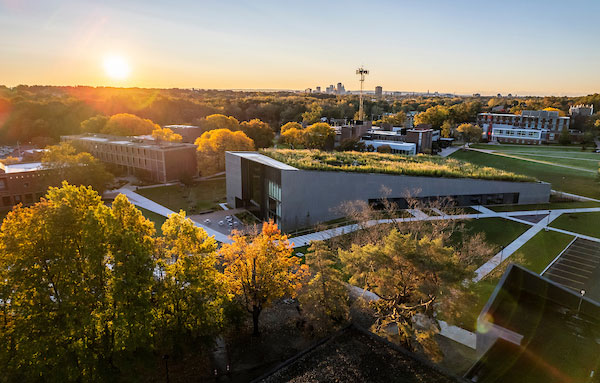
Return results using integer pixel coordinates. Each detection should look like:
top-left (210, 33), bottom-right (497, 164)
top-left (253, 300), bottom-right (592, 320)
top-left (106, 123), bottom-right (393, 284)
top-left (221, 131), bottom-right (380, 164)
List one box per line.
top-left (356, 66), bottom-right (369, 121)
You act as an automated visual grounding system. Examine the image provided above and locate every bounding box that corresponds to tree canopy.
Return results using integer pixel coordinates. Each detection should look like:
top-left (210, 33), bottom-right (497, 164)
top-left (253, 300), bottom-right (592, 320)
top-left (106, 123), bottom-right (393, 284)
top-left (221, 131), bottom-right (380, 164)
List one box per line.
top-left (151, 126), bottom-right (182, 142)
top-left (240, 118), bottom-right (275, 148)
top-left (101, 113), bottom-right (160, 136)
top-left (195, 128), bottom-right (254, 175)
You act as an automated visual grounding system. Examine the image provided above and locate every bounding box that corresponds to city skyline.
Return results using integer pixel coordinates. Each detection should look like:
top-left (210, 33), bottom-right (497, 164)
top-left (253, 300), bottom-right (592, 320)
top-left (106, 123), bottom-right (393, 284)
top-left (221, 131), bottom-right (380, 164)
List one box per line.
top-left (1, 0), bottom-right (599, 96)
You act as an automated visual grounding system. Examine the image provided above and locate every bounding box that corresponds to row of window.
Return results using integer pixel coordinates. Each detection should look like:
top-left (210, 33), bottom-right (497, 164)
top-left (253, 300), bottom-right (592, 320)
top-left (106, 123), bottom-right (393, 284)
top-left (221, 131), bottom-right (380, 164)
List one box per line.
top-left (493, 129), bottom-right (539, 138)
top-left (1, 192), bottom-right (44, 207)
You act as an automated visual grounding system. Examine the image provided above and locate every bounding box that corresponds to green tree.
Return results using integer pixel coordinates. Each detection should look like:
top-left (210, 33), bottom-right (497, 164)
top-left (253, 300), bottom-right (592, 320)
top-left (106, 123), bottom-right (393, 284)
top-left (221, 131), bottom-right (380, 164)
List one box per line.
top-left (414, 105), bottom-right (450, 129)
top-left (0, 183), bottom-right (156, 381)
top-left (303, 122), bottom-right (335, 150)
top-left (80, 115), bottom-right (109, 133)
top-left (559, 128), bottom-right (572, 145)
top-left (153, 212), bottom-right (226, 351)
top-left (299, 241), bottom-right (349, 332)
top-left (380, 111), bottom-right (406, 126)
top-left (195, 129), bottom-right (255, 175)
top-left (102, 113), bottom-right (160, 136)
top-left (301, 103), bottom-right (323, 124)
top-left (279, 127), bottom-right (305, 148)
top-left (221, 221), bottom-right (308, 336)
top-left (240, 118), bottom-right (275, 148)
top-left (456, 123), bottom-right (483, 144)
top-left (42, 142), bottom-right (113, 193)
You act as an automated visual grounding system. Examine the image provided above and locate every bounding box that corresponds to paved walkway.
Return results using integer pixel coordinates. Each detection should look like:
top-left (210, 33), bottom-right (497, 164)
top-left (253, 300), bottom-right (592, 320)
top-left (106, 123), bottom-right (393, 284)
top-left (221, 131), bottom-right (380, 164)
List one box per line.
top-left (114, 188), bottom-right (232, 243)
top-left (472, 212), bottom-right (562, 282)
top-left (439, 145), bottom-right (463, 158)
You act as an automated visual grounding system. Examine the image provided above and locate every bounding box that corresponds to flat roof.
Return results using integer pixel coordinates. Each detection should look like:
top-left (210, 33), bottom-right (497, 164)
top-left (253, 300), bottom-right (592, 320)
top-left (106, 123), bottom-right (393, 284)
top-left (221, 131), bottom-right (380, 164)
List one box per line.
top-left (228, 152), bottom-right (298, 170)
top-left (164, 125), bottom-right (200, 129)
top-left (0, 162), bottom-right (43, 173)
top-left (363, 140), bottom-right (416, 149)
top-left (63, 134), bottom-right (196, 150)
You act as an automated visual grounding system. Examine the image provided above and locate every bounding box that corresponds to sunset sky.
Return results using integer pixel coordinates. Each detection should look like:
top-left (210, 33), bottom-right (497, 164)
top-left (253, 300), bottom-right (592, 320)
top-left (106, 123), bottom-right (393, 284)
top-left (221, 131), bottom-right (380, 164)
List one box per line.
top-left (1, 0), bottom-right (599, 96)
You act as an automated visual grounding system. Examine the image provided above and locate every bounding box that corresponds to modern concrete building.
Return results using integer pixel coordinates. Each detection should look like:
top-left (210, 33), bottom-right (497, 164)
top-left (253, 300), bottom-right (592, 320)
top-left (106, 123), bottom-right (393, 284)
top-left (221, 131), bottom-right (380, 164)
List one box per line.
top-left (477, 110), bottom-right (570, 144)
top-left (569, 104), bottom-right (594, 117)
top-left (226, 151), bottom-right (550, 231)
top-left (0, 162), bottom-right (50, 209)
top-left (375, 86), bottom-right (383, 98)
top-left (62, 133), bottom-right (198, 183)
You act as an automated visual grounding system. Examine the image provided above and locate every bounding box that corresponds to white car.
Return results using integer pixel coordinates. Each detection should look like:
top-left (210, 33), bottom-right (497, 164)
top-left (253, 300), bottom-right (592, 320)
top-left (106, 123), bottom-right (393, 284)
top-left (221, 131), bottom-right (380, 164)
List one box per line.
top-left (218, 220), bottom-right (224, 226)
top-left (204, 219), bottom-right (211, 224)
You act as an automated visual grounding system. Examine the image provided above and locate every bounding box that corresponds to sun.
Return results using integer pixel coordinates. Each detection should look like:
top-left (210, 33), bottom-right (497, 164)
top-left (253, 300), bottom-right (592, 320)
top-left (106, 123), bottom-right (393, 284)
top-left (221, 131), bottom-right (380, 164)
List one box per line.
top-left (103, 55), bottom-right (131, 80)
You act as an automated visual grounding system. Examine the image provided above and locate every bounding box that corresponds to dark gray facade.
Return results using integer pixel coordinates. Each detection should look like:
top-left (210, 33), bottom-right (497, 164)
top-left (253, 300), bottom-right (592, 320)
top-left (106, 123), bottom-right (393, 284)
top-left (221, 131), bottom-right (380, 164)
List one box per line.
top-left (226, 152), bottom-right (551, 231)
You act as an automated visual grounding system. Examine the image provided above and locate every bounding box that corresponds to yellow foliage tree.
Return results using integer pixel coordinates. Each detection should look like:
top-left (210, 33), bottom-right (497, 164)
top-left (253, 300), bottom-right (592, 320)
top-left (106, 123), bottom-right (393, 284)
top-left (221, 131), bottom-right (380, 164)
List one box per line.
top-left (200, 114), bottom-right (241, 132)
top-left (102, 113), bottom-right (160, 136)
top-left (240, 118), bottom-right (274, 148)
top-left (151, 127), bottom-right (183, 142)
top-left (303, 122), bottom-right (335, 150)
top-left (279, 127), bottom-right (305, 148)
top-left (195, 129), bottom-right (254, 175)
top-left (221, 221), bottom-right (308, 336)
top-left (280, 121), bottom-right (302, 134)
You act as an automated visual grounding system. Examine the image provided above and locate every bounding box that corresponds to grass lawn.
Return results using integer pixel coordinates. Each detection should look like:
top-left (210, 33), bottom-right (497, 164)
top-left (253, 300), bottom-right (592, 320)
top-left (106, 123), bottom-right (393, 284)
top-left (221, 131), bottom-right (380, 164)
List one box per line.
top-left (515, 153), bottom-right (599, 171)
top-left (451, 149), bottom-right (600, 199)
top-left (451, 217), bottom-right (529, 250)
top-left (136, 178), bottom-right (226, 214)
top-left (489, 200), bottom-right (600, 212)
top-left (550, 212), bottom-right (600, 238)
top-left (451, 229), bottom-right (574, 331)
top-left (137, 207), bottom-right (167, 235)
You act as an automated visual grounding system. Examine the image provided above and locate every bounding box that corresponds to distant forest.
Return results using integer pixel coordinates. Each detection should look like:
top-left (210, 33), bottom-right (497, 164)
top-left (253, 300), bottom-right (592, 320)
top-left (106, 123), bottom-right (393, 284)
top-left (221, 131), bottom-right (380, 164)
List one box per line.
top-left (0, 85), bottom-right (598, 145)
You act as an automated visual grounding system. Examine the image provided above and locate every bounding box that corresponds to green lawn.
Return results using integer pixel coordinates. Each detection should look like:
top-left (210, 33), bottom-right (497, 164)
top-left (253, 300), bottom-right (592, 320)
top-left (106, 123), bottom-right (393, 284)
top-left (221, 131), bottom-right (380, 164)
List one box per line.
top-left (136, 178), bottom-right (226, 214)
top-left (550, 212), bottom-right (600, 238)
top-left (451, 217), bottom-right (530, 251)
top-left (137, 207), bottom-right (168, 235)
top-left (451, 149), bottom-right (600, 199)
top-left (515, 153), bottom-right (599, 171)
top-left (489, 200), bottom-right (600, 212)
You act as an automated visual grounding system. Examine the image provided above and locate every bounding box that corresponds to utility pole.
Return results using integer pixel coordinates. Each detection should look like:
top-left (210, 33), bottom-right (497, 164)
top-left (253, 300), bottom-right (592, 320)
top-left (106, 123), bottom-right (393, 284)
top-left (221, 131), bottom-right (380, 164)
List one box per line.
top-left (356, 66), bottom-right (369, 121)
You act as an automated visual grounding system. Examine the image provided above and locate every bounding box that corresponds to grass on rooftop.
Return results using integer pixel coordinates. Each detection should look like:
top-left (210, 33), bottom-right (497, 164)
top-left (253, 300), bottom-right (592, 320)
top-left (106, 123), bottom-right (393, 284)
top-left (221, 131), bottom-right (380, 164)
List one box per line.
top-left (261, 149), bottom-right (535, 182)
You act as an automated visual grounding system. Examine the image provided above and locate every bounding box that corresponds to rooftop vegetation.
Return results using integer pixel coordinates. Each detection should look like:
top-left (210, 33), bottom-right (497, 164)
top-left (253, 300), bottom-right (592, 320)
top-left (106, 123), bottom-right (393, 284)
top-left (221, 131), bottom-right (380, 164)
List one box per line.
top-left (261, 149), bottom-right (536, 182)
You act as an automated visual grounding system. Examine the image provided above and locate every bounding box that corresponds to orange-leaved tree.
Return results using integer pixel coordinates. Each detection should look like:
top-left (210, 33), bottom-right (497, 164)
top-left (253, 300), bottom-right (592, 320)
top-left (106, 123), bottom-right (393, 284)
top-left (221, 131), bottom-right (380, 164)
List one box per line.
top-left (151, 127), bottom-right (182, 142)
top-left (221, 221), bottom-right (308, 336)
top-left (195, 128), bottom-right (254, 175)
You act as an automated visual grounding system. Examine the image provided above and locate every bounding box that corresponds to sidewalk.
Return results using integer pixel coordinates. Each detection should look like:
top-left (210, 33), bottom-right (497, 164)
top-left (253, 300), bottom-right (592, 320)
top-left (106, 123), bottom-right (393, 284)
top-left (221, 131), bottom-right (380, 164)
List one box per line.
top-left (114, 188), bottom-right (232, 243)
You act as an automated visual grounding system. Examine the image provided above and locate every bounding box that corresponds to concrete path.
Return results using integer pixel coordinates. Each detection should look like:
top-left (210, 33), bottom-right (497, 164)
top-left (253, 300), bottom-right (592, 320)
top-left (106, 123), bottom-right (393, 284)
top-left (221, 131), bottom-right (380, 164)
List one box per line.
top-left (114, 188), bottom-right (232, 243)
top-left (439, 145), bottom-right (463, 157)
top-left (408, 209), bottom-right (428, 219)
top-left (472, 212), bottom-right (563, 282)
top-left (552, 190), bottom-right (600, 203)
top-left (289, 206), bottom-right (600, 248)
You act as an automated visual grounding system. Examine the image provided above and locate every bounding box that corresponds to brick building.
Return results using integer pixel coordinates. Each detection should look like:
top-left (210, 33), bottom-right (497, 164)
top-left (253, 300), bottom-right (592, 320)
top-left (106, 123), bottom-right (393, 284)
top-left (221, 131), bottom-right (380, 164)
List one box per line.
top-left (0, 162), bottom-right (50, 209)
top-left (476, 110), bottom-right (570, 144)
top-left (62, 134), bottom-right (198, 183)
top-left (163, 124), bottom-right (204, 143)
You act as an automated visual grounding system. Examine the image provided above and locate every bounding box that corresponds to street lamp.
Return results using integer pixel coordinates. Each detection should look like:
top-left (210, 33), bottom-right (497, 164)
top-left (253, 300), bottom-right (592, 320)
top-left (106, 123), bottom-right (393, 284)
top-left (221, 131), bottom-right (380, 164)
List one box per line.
top-left (578, 289), bottom-right (586, 314)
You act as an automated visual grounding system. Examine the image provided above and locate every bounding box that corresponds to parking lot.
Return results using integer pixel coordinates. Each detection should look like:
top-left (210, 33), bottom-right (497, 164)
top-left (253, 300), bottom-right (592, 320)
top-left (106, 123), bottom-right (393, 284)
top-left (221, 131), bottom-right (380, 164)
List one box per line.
top-left (543, 238), bottom-right (600, 301)
top-left (189, 208), bottom-right (247, 236)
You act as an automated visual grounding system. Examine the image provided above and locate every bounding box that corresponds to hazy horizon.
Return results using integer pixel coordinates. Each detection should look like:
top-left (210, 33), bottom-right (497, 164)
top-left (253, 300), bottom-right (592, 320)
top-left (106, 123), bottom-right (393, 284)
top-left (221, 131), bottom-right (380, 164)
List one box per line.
top-left (1, 0), bottom-right (599, 96)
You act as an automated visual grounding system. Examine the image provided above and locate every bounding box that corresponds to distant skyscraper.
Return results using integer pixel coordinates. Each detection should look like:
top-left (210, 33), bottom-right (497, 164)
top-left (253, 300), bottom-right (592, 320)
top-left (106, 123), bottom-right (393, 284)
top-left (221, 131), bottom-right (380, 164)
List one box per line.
top-left (375, 86), bottom-right (382, 98)
top-left (336, 82), bottom-right (345, 95)
top-left (326, 84), bottom-right (335, 94)
top-left (315, 86), bottom-right (321, 93)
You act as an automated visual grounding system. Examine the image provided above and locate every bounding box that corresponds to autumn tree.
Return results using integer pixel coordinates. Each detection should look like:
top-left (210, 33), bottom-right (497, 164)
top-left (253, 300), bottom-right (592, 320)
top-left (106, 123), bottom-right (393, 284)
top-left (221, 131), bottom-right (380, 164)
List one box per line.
top-left (380, 111), bottom-right (406, 126)
top-left (441, 120), bottom-right (453, 138)
top-left (339, 230), bottom-right (470, 358)
top-left (152, 127), bottom-right (183, 142)
top-left (279, 127), bottom-right (305, 148)
top-left (280, 121), bottom-right (302, 134)
top-left (299, 241), bottom-right (349, 332)
top-left (195, 129), bottom-right (254, 175)
top-left (240, 118), bottom-right (275, 148)
top-left (42, 142), bottom-right (113, 193)
top-left (101, 113), bottom-right (160, 136)
top-left (0, 183), bottom-right (156, 381)
top-left (153, 212), bottom-right (226, 351)
top-left (221, 221), bottom-right (308, 336)
top-left (199, 114), bottom-right (240, 132)
top-left (301, 103), bottom-right (323, 124)
top-left (456, 123), bottom-right (483, 144)
top-left (414, 105), bottom-right (450, 129)
top-left (303, 122), bottom-right (335, 150)
top-left (80, 114), bottom-right (109, 133)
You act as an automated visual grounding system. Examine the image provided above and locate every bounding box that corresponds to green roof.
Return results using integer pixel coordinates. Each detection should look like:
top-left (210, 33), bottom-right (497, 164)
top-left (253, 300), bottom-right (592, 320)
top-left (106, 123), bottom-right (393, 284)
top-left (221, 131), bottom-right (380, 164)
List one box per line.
top-left (260, 149), bottom-right (536, 182)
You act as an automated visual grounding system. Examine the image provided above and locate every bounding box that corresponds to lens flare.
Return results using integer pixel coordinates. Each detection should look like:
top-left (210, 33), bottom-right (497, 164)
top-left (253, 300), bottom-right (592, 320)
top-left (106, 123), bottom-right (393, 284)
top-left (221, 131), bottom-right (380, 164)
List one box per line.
top-left (103, 55), bottom-right (131, 80)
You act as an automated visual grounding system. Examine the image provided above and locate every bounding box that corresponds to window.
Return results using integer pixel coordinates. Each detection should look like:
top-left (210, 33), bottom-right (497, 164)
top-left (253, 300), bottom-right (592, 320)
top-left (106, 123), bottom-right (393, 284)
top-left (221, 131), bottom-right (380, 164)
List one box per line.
top-left (2, 196), bottom-right (10, 206)
top-left (0, 179), bottom-right (6, 190)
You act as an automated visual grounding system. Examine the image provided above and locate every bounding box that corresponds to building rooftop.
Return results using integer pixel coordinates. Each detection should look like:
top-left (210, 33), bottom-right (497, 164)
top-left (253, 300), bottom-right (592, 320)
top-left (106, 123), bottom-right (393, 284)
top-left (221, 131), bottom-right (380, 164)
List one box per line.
top-left (258, 149), bottom-right (535, 182)
top-left (0, 162), bottom-right (43, 173)
top-left (258, 326), bottom-right (463, 383)
top-left (63, 134), bottom-right (197, 150)
top-left (466, 264), bottom-right (600, 383)
top-left (164, 124), bottom-right (200, 129)
top-left (229, 151), bottom-right (298, 170)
